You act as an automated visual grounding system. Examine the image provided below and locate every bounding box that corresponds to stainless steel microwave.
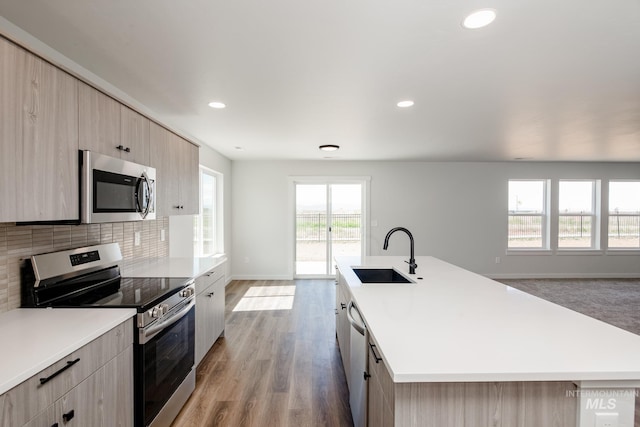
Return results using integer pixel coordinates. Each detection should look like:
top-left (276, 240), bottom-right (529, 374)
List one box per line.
top-left (80, 150), bottom-right (156, 223)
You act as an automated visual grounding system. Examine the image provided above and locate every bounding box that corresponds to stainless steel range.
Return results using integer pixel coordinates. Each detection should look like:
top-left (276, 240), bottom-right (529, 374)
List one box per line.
top-left (21, 243), bottom-right (196, 427)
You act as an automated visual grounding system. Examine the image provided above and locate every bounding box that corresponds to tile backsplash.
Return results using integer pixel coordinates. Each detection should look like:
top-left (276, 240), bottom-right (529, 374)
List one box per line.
top-left (0, 218), bottom-right (169, 314)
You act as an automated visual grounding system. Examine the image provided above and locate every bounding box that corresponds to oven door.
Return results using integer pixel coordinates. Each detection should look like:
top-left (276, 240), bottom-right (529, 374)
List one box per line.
top-left (136, 300), bottom-right (195, 427)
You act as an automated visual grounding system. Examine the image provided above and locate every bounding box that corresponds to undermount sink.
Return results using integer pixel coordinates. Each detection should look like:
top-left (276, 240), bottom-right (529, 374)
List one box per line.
top-left (352, 268), bottom-right (414, 284)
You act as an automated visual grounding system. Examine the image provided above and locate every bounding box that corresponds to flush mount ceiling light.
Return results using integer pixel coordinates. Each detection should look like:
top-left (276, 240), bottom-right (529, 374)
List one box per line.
top-left (397, 100), bottom-right (414, 108)
top-left (208, 101), bottom-right (226, 109)
top-left (319, 144), bottom-right (340, 152)
top-left (462, 9), bottom-right (497, 29)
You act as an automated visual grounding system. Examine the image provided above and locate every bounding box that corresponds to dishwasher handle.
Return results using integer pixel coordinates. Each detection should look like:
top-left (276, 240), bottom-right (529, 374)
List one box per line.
top-left (347, 301), bottom-right (365, 336)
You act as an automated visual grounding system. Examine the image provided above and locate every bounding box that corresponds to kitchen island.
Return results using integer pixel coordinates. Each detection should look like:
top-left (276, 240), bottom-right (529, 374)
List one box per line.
top-left (336, 256), bottom-right (640, 427)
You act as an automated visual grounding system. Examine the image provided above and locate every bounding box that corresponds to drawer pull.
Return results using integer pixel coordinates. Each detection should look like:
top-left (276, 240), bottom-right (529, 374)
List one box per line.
top-left (207, 292), bottom-right (215, 297)
top-left (369, 343), bottom-right (382, 364)
top-left (39, 358), bottom-right (80, 385)
top-left (340, 303), bottom-right (347, 310)
top-left (62, 409), bottom-right (75, 422)
top-left (207, 271), bottom-right (215, 276)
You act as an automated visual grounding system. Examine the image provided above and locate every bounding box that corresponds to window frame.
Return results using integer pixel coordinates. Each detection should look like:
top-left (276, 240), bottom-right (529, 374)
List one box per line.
top-left (507, 179), bottom-right (550, 251)
top-left (193, 166), bottom-right (223, 257)
top-left (557, 179), bottom-right (600, 251)
top-left (607, 180), bottom-right (640, 251)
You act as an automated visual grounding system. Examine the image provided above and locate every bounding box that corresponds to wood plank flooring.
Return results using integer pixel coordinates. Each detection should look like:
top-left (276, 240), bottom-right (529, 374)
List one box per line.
top-left (172, 279), bottom-right (353, 427)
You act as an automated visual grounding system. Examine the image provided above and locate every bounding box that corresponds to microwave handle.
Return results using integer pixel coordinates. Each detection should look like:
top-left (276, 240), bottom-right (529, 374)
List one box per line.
top-left (137, 171), bottom-right (152, 219)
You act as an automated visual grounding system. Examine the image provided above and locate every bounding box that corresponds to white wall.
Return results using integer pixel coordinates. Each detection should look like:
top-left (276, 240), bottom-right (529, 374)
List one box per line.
top-left (231, 160), bottom-right (640, 279)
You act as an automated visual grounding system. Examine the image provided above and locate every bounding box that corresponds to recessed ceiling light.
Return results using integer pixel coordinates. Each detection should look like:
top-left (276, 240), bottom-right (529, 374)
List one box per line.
top-left (208, 101), bottom-right (226, 109)
top-left (397, 100), bottom-right (414, 108)
top-left (462, 9), bottom-right (496, 29)
top-left (319, 144), bottom-right (340, 152)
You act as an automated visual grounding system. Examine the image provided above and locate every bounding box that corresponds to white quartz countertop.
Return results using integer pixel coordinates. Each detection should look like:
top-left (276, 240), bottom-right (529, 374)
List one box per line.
top-left (121, 255), bottom-right (227, 278)
top-left (337, 256), bottom-right (640, 384)
top-left (0, 308), bottom-right (135, 394)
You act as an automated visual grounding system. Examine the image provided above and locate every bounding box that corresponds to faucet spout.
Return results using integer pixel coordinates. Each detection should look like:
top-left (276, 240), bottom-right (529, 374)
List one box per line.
top-left (383, 227), bottom-right (417, 274)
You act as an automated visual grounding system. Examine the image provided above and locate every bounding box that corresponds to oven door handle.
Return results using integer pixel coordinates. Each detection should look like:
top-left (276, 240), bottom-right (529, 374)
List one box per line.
top-left (140, 299), bottom-right (195, 344)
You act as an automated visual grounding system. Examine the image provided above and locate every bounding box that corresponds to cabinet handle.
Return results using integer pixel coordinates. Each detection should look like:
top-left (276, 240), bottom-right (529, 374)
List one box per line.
top-left (340, 303), bottom-right (347, 310)
top-left (364, 371), bottom-right (371, 381)
top-left (174, 205), bottom-right (184, 209)
top-left (207, 271), bottom-right (215, 276)
top-left (62, 409), bottom-right (75, 422)
top-left (207, 292), bottom-right (215, 298)
top-left (51, 424), bottom-right (59, 427)
top-left (116, 145), bottom-right (131, 152)
top-left (39, 358), bottom-right (80, 385)
top-left (369, 343), bottom-right (382, 364)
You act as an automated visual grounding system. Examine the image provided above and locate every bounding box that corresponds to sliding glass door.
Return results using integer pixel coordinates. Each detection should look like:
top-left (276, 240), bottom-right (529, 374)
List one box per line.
top-left (295, 182), bottom-right (364, 277)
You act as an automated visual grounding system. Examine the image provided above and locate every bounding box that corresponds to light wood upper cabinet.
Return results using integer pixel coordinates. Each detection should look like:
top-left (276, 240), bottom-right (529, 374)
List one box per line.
top-left (120, 106), bottom-right (150, 165)
top-left (78, 82), bottom-right (121, 158)
top-left (0, 37), bottom-right (22, 220)
top-left (0, 37), bottom-right (79, 222)
top-left (150, 122), bottom-right (199, 216)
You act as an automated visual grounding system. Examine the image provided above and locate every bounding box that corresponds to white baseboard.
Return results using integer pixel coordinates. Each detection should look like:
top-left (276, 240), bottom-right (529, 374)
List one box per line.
top-left (230, 275), bottom-right (293, 281)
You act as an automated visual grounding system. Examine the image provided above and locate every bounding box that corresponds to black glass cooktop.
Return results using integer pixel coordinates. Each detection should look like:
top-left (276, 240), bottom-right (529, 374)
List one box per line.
top-left (93, 277), bottom-right (192, 311)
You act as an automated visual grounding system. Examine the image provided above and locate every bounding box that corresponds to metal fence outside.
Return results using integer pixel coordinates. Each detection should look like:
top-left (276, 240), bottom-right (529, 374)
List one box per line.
top-left (296, 213), bottom-right (361, 241)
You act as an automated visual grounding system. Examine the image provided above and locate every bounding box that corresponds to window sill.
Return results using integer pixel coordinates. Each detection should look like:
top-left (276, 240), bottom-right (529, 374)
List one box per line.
top-left (556, 249), bottom-right (603, 256)
top-left (606, 249), bottom-right (640, 256)
top-left (506, 249), bottom-right (553, 256)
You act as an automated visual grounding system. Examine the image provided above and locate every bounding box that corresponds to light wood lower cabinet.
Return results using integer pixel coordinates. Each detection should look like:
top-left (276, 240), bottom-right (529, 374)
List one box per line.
top-left (335, 271), bottom-right (351, 387)
top-left (195, 266), bottom-right (226, 366)
top-left (365, 336), bottom-right (577, 427)
top-left (0, 319), bottom-right (134, 427)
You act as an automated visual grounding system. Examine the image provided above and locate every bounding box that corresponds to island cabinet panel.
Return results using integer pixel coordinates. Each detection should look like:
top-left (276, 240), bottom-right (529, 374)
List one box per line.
top-left (390, 381), bottom-right (577, 427)
top-left (79, 82), bottom-right (122, 159)
top-left (120, 106), bottom-right (150, 165)
top-left (0, 319), bottom-right (133, 427)
top-left (149, 122), bottom-right (199, 216)
top-left (0, 36), bottom-right (79, 222)
top-left (335, 272), bottom-right (351, 385)
top-left (195, 266), bottom-right (226, 366)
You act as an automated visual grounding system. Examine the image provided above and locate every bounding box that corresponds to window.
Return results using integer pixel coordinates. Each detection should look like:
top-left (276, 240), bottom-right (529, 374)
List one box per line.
top-left (508, 180), bottom-right (548, 249)
top-left (558, 180), bottom-right (599, 249)
top-left (608, 181), bottom-right (640, 249)
top-left (194, 167), bottom-right (221, 257)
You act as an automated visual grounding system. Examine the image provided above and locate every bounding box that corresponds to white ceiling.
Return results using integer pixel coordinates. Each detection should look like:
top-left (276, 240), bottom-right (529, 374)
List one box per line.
top-left (1, 0), bottom-right (639, 162)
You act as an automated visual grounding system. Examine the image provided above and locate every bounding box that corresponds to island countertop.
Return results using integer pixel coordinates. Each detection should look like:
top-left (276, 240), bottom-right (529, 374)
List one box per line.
top-left (336, 255), bottom-right (640, 384)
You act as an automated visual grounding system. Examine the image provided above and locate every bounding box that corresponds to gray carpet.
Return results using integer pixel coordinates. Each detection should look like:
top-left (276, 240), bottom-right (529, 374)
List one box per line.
top-left (497, 278), bottom-right (640, 427)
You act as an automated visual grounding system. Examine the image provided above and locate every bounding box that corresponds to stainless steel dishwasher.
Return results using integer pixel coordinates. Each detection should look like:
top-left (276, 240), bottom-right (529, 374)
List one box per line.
top-left (347, 300), bottom-right (367, 427)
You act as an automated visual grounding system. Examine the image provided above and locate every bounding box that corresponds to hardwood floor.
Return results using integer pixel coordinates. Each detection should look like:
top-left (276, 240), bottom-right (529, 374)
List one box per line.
top-left (172, 279), bottom-right (353, 427)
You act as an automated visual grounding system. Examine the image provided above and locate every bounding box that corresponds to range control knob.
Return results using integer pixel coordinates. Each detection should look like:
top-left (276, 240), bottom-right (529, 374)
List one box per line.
top-left (160, 304), bottom-right (169, 315)
top-left (151, 306), bottom-right (162, 318)
top-left (179, 287), bottom-right (194, 298)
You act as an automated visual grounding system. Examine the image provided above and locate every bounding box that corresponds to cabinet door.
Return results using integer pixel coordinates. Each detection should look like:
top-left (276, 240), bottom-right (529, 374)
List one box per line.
top-left (120, 106), bottom-right (150, 165)
top-left (103, 346), bottom-right (133, 427)
top-left (195, 277), bottom-right (225, 366)
top-left (0, 37), bottom-right (22, 221)
top-left (149, 122), bottom-right (178, 216)
top-left (56, 367), bottom-right (105, 427)
top-left (79, 82), bottom-right (121, 158)
top-left (336, 273), bottom-right (351, 382)
top-left (178, 138), bottom-right (199, 215)
top-left (19, 50), bottom-right (79, 221)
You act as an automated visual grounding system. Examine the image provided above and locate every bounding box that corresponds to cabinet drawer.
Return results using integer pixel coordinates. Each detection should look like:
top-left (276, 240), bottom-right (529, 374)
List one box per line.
top-left (368, 340), bottom-right (394, 405)
top-left (1, 319), bottom-right (132, 427)
top-left (194, 267), bottom-right (224, 294)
